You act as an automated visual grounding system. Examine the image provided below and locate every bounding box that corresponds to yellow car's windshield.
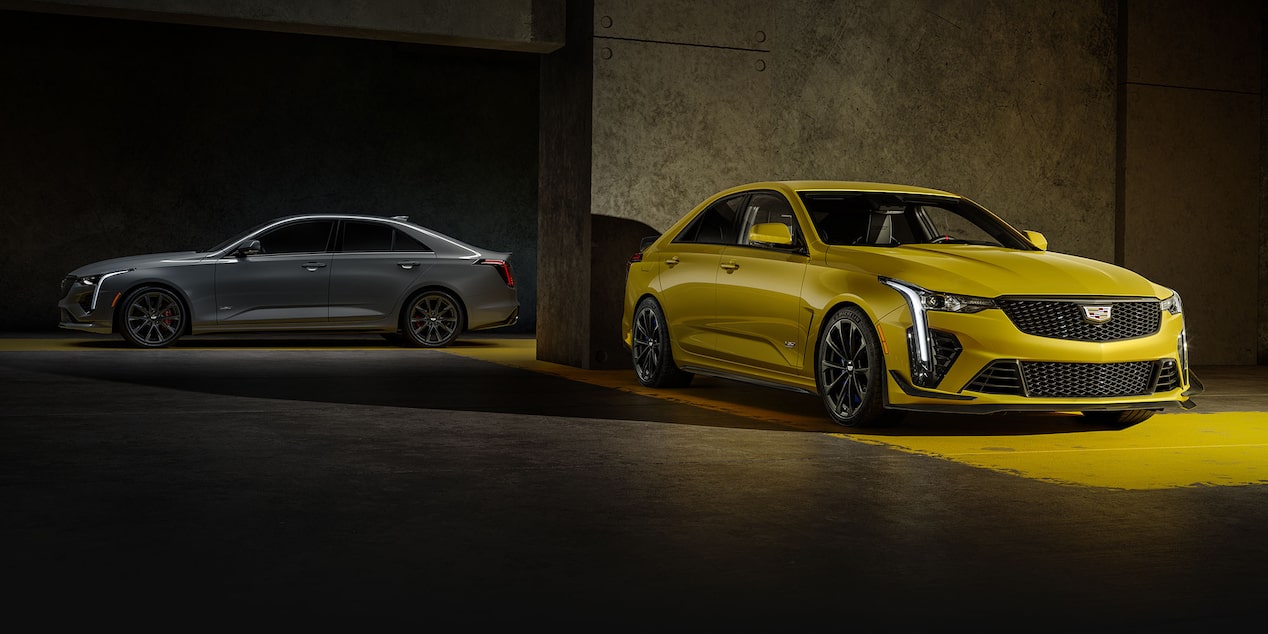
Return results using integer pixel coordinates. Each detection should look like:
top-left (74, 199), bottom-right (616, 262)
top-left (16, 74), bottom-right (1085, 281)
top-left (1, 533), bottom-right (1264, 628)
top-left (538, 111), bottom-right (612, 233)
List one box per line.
top-left (800, 192), bottom-right (1035, 250)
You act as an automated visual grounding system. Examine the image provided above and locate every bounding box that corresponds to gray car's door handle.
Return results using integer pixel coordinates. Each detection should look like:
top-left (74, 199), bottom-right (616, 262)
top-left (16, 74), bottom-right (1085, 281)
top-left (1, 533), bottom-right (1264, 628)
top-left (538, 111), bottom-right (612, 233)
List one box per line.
top-left (301, 262), bottom-right (327, 271)
top-left (397, 261), bottom-right (421, 270)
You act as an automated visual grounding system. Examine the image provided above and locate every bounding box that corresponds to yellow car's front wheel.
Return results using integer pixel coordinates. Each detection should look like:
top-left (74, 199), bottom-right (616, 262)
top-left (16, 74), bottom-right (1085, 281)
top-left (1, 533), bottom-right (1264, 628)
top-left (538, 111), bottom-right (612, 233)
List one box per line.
top-left (816, 306), bottom-right (897, 427)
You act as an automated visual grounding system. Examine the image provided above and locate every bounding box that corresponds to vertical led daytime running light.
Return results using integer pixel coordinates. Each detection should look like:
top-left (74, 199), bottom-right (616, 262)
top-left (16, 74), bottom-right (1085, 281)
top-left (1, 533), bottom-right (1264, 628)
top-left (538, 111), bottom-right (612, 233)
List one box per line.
top-left (1179, 329), bottom-right (1189, 373)
top-left (881, 278), bottom-right (936, 389)
top-left (89, 270), bottom-right (131, 311)
top-left (884, 280), bottom-right (930, 364)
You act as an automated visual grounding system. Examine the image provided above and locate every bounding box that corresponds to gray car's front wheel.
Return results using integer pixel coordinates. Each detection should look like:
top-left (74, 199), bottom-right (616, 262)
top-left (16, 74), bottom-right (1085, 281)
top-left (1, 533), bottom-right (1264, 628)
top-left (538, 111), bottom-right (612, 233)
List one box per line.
top-left (816, 305), bottom-right (895, 427)
top-left (403, 290), bottom-right (464, 348)
top-left (632, 297), bottom-right (693, 388)
top-left (119, 286), bottom-right (186, 348)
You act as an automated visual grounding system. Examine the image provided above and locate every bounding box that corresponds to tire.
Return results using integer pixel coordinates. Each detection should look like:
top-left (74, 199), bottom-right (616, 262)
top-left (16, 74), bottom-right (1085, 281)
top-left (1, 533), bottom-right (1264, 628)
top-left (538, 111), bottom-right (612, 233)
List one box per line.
top-left (816, 305), bottom-right (895, 427)
top-left (403, 290), bottom-right (464, 348)
top-left (119, 286), bottom-right (186, 348)
top-left (631, 297), bottom-right (693, 388)
top-left (1080, 409), bottom-right (1156, 428)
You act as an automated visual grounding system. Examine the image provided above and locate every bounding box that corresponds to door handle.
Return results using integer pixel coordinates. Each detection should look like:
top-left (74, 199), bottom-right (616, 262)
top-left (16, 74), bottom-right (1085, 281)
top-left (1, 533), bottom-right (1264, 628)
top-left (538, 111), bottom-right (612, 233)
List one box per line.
top-left (397, 261), bottom-right (421, 270)
top-left (720, 261), bottom-right (739, 273)
top-left (301, 262), bottom-right (327, 271)
top-left (664, 256), bottom-right (680, 268)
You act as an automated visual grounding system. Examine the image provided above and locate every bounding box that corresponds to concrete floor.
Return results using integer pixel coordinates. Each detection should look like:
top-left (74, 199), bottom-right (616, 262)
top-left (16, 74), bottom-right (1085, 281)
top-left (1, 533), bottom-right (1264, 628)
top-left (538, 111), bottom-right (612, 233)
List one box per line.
top-left (3, 333), bottom-right (1267, 630)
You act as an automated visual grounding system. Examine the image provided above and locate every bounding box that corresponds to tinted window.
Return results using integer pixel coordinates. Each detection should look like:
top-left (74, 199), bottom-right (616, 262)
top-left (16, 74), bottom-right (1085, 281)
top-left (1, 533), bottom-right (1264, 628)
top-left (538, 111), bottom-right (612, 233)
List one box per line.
top-left (742, 193), bottom-right (801, 247)
top-left (341, 221), bottom-right (433, 252)
top-left (344, 222), bottom-right (394, 251)
top-left (393, 230), bottom-right (430, 252)
top-left (675, 195), bottom-right (745, 245)
top-left (257, 220), bottom-right (333, 254)
top-left (801, 193), bottom-right (1030, 249)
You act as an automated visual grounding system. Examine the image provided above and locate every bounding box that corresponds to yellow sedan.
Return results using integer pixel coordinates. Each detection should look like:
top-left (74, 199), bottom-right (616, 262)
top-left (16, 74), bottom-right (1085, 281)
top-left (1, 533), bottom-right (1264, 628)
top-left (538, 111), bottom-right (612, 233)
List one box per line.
top-left (621, 181), bottom-right (1202, 427)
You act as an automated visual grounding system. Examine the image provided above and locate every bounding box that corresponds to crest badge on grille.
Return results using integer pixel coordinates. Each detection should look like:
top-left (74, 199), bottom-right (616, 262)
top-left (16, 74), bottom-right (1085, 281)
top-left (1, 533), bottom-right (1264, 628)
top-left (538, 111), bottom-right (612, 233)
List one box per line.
top-left (1081, 305), bottom-right (1112, 323)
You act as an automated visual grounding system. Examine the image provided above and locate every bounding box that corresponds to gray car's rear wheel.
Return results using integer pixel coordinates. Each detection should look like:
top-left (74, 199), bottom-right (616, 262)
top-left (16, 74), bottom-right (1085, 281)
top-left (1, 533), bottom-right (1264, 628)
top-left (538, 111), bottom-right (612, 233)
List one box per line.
top-left (119, 286), bottom-right (186, 348)
top-left (632, 297), bottom-right (693, 388)
top-left (403, 290), bottom-right (463, 348)
top-left (816, 305), bottom-right (896, 427)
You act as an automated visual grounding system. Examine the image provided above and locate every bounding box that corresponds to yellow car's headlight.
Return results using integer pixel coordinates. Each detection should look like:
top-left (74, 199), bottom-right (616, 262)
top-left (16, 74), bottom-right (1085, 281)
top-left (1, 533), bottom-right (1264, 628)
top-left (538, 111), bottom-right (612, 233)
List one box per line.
top-left (880, 277), bottom-right (986, 389)
top-left (1160, 291), bottom-right (1182, 315)
top-left (918, 291), bottom-right (996, 314)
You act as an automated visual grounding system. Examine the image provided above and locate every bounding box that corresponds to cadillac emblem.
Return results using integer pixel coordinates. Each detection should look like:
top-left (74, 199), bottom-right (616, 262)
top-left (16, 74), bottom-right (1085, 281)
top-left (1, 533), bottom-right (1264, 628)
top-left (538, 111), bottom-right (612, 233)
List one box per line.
top-left (1081, 305), bottom-right (1113, 323)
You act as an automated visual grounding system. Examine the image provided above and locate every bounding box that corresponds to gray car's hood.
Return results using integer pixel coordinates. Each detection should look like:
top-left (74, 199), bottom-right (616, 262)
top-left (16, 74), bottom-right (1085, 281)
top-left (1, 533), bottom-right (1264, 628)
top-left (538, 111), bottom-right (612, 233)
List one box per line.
top-left (68, 251), bottom-right (206, 276)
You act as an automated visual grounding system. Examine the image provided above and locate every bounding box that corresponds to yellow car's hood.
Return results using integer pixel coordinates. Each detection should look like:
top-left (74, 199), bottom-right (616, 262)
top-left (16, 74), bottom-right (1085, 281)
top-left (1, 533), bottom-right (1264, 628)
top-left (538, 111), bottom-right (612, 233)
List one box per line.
top-left (828, 245), bottom-right (1164, 297)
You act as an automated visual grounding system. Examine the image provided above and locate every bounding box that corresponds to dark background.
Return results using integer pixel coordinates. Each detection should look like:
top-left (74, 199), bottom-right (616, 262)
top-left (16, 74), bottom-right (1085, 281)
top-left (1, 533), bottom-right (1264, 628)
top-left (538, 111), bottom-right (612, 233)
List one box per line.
top-left (0, 10), bottom-right (540, 333)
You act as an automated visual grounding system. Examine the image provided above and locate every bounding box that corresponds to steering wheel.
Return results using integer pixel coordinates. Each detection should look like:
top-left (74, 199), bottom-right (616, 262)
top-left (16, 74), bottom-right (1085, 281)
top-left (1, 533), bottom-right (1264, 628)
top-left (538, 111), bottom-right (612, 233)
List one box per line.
top-left (930, 234), bottom-right (955, 244)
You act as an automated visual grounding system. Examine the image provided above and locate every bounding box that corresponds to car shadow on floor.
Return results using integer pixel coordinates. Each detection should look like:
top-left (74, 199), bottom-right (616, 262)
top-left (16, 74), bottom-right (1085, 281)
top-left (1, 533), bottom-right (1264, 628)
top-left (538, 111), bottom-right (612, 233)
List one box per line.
top-left (3, 337), bottom-right (1143, 436)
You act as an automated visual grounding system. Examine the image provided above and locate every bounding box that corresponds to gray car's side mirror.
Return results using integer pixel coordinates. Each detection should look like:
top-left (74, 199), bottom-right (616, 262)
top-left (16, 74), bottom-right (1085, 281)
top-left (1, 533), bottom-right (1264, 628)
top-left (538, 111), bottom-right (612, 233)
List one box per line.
top-left (235, 239), bottom-right (262, 257)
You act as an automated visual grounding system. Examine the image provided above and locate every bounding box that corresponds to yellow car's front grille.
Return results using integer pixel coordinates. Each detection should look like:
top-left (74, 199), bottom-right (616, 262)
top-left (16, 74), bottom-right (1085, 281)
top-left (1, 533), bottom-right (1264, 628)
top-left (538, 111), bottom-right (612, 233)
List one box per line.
top-left (967, 359), bottom-right (1179, 398)
top-left (1023, 360), bottom-right (1155, 397)
top-left (996, 299), bottom-right (1161, 341)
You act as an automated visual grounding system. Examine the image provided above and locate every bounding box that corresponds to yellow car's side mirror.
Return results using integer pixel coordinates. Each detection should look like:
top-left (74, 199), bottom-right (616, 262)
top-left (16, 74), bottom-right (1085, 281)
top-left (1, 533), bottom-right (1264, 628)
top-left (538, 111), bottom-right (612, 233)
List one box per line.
top-left (1023, 230), bottom-right (1048, 251)
top-left (749, 222), bottom-right (794, 247)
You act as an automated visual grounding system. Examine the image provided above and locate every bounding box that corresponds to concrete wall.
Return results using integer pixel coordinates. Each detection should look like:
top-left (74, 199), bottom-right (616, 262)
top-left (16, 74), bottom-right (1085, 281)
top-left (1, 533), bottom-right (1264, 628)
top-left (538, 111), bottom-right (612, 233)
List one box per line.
top-left (1120, 0), bottom-right (1263, 365)
top-left (583, 0), bottom-right (1121, 367)
top-left (0, 9), bottom-right (540, 333)
top-left (593, 0), bottom-right (1118, 258)
top-left (2, 0), bottom-right (564, 52)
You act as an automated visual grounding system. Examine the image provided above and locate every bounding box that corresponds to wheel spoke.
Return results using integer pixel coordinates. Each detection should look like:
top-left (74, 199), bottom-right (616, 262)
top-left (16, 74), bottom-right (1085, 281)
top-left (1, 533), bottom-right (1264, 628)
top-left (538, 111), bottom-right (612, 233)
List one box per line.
top-left (408, 293), bottom-right (460, 345)
top-left (818, 313), bottom-right (879, 423)
top-left (124, 291), bottom-right (182, 346)
top-left (633, 306), bottom-right (664, 380)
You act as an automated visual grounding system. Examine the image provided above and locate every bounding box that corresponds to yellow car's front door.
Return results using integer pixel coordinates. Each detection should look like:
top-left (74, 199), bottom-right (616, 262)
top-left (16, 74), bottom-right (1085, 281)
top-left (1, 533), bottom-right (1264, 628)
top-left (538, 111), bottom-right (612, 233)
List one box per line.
top-left (713, 245), bottom-right (808, 371)
top-left (711, 191), bottom-right (810, 372)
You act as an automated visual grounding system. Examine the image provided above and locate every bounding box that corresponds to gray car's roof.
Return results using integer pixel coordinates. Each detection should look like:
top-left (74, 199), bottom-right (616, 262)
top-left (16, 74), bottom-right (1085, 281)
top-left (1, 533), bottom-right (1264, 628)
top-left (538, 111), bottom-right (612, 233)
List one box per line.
top-left (211, 213), bottom-right (500, 259)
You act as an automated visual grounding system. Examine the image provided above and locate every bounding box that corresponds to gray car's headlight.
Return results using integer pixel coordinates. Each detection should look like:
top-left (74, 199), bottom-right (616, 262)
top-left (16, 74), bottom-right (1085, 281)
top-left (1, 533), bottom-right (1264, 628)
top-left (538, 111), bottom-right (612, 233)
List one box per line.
top-left (78, 269), bottom-right (132, 311)
top-left (77, 269), bottom-right (131, 286)
top-left (1160, 291), bottom-right (1182, 315)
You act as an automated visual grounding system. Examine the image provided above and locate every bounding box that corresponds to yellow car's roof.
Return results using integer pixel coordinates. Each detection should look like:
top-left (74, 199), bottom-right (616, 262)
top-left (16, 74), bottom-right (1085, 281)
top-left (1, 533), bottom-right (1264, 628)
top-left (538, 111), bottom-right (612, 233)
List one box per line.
top-left (724, 180), bottom-right (962, 198)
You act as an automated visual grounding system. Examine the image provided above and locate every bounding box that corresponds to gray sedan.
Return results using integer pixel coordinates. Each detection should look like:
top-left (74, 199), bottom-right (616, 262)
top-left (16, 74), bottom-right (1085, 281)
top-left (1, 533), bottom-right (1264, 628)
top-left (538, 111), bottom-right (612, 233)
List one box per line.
top-left (58, 214), bottom-right (519, 348)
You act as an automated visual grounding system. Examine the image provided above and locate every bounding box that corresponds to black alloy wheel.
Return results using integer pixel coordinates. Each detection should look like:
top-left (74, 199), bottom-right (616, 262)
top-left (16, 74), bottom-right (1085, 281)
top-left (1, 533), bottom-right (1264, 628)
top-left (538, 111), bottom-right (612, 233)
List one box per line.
top-left (816, 305), bottom-right (895, 427)
top-left (631, 297), bottom-right (693, 388)
top-left (404, 290), bottom-right (464, 348)
top-left (120, 287), bottom-right (186, 348)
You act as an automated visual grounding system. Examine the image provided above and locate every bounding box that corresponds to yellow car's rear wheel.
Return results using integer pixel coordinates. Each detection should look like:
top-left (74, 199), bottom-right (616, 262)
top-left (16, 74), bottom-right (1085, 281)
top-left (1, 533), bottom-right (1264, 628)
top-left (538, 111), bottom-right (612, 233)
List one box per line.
top-left (632, 297), bottom-right (693, 388)
top-left (816, 306), bottom-right (892, 427)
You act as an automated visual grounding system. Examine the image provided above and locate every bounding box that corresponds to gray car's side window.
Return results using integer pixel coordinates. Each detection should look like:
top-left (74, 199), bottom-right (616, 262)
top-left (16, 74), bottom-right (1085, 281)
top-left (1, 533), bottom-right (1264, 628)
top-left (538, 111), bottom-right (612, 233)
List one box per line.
top-left (257, 220), bottom-right (334, 254)
top-left (343, 221), bottom-right (394, 252)
top-left (342, 221), bottom-right (434, 252)
top-left (392, 229), bottom-right (431, 252)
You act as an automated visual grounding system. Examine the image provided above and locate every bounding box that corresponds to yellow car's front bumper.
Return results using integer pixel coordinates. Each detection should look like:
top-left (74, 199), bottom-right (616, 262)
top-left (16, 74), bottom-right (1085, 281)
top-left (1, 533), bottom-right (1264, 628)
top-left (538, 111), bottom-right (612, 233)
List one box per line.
top-left (875, 306), bottom-right (1200, 414)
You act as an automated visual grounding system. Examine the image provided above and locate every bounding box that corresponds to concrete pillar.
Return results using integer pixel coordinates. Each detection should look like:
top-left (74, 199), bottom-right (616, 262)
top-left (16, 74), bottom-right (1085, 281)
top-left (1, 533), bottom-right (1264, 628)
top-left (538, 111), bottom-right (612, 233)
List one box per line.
top-left (536, 0), bottom-right (592, 367)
